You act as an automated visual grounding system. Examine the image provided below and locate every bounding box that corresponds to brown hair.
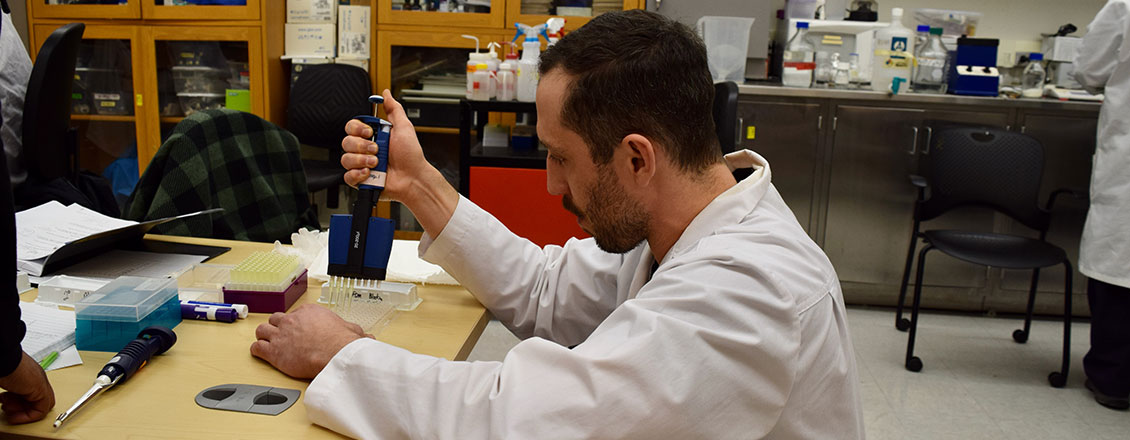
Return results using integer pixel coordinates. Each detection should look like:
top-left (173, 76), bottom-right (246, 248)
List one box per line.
top-left (538, 9), bottom-right (722, 173)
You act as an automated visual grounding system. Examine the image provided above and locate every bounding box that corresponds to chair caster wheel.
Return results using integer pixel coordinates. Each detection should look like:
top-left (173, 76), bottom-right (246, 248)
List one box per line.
top-left (1012, 329), bottom-right (1028, 343)
top-left (896, 318), bottom-right (910, 332)
top-left (906, 356), bottom-right (923, 372)
top-left (1048, 372), bottom-right (1067, 388)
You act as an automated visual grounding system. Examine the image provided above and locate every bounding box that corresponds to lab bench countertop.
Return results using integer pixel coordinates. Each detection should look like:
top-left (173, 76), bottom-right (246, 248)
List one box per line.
top-left (739, 83), bottom-right (1103, 112)
top-left (2, 234), bottom-right (490, 440)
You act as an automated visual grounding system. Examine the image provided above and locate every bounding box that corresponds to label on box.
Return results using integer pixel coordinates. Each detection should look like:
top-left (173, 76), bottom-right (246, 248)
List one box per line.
top-left (287, 0), bottom-right (336, 23)
top-left (338, 5), bottom-right (370, 58)
top-left (94, 93), bottom-right (120, 100)
top-left (286, 23), bottom-right (336, 57)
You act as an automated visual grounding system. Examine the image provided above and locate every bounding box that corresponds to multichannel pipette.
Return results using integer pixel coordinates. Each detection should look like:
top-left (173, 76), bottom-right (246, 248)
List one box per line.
top-left (53, 326), bottom-right (177, 429)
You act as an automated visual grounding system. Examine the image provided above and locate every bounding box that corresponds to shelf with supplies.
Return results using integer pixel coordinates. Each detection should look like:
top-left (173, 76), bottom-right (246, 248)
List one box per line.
top-left (458, 98), bottom-right (542, 193)
top-left (27, 3), bottom-right (286, 177)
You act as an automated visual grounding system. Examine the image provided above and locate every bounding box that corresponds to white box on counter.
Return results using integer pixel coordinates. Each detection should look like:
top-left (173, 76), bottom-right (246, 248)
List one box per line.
top-left (338, 5), bottom-right (371, 58)
top-left (285, 23), bottom-right (336, 58)
top-left (1042, 36), bottom-right (1082, 63)
top-left (334, 57), bottom-right (370, 73)
top-left (287, 0), bottom-right (336, 23)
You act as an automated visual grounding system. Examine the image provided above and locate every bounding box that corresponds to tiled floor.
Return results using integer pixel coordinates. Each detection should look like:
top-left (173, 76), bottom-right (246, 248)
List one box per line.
top-left (467, 307), bottom-right (1130, 439)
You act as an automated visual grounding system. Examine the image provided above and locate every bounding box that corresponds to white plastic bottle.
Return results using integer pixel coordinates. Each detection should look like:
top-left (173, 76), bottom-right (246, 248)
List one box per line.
top-left (1022, 53), bottom-right (1046, 98)
top-left (485, 42), bottom-right (501, 98)
top-left (471, 62), bottom-right (491, 101)
top-left (871, 8), bottom-right (915, 92)
top-left (516, 39), bottom-right (540, 102)
top-left (497, 62), bottom-right (517, 101)
top-left (782, 21), bottom-right (816, 88)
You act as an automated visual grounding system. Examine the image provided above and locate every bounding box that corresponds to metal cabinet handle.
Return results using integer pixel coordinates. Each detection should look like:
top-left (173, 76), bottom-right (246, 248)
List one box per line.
top-left (818, 115), bottom-right (823, 130)
top-left (1020, 126), bottom-right (1027, 134)
top-left (908, 126), bottom-right (919, 155)
top-left (923, 126), bottom-right (933, 155)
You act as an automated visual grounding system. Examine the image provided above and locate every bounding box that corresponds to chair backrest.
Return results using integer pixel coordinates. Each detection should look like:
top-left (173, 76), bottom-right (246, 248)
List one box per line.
top-left (22, 22), bottom-right (84, 182)
top-left (286, 63), bottom-right (372, 150)
top-left (918, 127), bottom-right (1050, 232)
top-left (712, 81), bottom-right (739, 155)
top-left (122, 109), bottom-right (318, 243)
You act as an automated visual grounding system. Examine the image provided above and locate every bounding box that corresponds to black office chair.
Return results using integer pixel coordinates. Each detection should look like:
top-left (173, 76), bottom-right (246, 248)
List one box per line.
top-left (287, 63), bottom-right (372, 212)
top-left (893, 127), bottom-right (1075, 388)
top-left (122, 109), bottom-right (319, 243)
top-left (22, 22), bottom-right (84, 183)
top-left (712, 81), bottom-right (739, 155)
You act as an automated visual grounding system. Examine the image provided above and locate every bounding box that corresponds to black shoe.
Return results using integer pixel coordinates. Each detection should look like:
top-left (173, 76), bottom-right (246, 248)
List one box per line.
top-left (1085, 378), bottom-right (1130, 410)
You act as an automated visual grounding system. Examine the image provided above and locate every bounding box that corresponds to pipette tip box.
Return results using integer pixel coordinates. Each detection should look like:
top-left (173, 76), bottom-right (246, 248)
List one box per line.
top-left (221, 251), bottom-right (308, 313)
top-left (75, 276), bottom-right (181, 352)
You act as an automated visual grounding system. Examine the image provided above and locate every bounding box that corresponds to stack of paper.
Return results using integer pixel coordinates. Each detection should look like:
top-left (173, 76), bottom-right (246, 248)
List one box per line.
top-left (16, 202), bottom-right (138, 276)
top-left (521, 0), bottom-right (552, 15)
top-left (592, 0), bottom-right (622, 15)
top-left (18, 302), bottom-right (76, 363)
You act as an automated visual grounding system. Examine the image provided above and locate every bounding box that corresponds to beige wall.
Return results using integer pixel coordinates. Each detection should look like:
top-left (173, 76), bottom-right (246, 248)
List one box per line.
top-left (7, 0), bottom-right (30, 54)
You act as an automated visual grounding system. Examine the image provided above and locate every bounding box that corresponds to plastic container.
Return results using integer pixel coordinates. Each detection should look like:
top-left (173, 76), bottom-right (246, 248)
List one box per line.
top-left (171, 66), bottom-right (229, 94)
top-left (167, 41), bottom-right (227, 68)
top-left (782, 21), bottom-right (816, 88)
top-left (175, 263), bottom-right (233, 303)
top-left (872, 8), bottom-right (915, 93)
top-left (497, 62), bottom-right (516, 101)
top-left (471, 62), bottom-right (491, 101)
top-left (178, 92), bottom-right (226, 116)
top-left (75, 277), bottom-right (181, 352)
top-left (913, 8), bottom-right (982, 37)
top-left (92, 92), bottom-right (130, 115)
top-left (35, 275), bottom-right (110, 307)
top-left (696, 16), bottom-right (755, 83)
top-left (1022, 53), bottom-right (1046, 99)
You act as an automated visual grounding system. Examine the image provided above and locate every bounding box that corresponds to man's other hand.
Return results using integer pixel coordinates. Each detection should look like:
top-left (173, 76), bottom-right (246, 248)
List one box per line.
top-left (251, 304), bottom-right (371, 379)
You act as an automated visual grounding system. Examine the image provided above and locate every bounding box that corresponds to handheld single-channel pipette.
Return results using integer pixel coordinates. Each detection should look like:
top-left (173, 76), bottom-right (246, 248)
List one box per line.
top-left (53, 326), bottom-right (177, 429)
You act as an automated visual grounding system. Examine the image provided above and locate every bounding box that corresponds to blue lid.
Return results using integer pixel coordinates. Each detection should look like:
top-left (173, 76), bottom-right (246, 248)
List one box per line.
top-left (917, 25), bottom-right (930, 32)
top-left (796, 21), bottom-right (809, 29)
top-left (1030, 52), bottom-right (1044, 61)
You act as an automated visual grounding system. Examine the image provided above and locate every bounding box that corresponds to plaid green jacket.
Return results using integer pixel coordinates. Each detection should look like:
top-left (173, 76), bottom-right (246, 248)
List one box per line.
top-left (123, 109), bottom-right (319, 243)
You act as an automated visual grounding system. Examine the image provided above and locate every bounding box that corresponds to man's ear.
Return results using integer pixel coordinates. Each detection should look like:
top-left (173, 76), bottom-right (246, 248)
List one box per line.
top-left (618, 134), bottom-right (656, 186)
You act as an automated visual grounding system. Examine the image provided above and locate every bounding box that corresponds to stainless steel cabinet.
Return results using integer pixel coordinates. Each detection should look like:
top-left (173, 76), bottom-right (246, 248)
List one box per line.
top-left (822, 105), bottom-right (1011, 307)
top-left (737, 99), bottom-right (822, 236)
top-left (993, 114), bottom-right (1097, 314)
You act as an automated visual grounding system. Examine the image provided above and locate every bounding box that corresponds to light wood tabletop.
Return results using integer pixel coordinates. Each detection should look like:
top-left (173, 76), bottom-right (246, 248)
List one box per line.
top-left (2, 235), bottom-right (490, 439)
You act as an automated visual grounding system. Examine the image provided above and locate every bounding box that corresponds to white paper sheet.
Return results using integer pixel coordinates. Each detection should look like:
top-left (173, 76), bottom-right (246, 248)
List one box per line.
top-left (51, 250), bottom-right (207, 282)
top-left (18, 302), bottom-right (76, 363)
top-left (15, 201), bottom-right (137, 261)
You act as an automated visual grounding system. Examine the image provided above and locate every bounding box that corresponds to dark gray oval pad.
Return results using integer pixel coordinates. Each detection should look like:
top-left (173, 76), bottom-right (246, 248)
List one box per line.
top-left (195, 384), bottom-right (301, 416)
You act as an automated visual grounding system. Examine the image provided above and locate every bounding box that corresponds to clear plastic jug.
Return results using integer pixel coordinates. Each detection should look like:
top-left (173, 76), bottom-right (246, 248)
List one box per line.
top-left (697, 16), bottom-right (756, 83)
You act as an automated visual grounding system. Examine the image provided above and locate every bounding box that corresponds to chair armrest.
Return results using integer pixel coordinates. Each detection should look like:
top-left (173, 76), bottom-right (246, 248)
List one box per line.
top-left (1045, 188), bottom-right (1088, 211)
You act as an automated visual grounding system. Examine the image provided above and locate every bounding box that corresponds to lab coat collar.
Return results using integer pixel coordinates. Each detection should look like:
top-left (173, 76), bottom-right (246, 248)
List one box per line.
top-left (660, 149), bottom-right (771, 267)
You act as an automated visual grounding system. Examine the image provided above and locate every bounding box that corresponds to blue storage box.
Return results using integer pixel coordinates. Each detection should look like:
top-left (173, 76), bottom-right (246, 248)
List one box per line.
top-left (75, 277), bottom-right (181, 352)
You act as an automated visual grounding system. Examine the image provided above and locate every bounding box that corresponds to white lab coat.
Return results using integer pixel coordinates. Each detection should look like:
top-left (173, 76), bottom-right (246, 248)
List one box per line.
top-left (305, 150), bottom-right (864, 439)
top-left (1074, 0), bottom-right (1130, 289)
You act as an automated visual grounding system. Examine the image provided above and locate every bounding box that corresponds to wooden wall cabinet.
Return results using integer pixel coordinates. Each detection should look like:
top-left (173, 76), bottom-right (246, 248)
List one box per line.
top-left (26, 1), bottom-right (285, 176)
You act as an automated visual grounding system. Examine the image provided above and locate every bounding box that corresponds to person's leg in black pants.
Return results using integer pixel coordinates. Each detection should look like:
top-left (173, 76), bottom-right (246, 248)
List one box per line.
top-left (1083, 278), bottom-right (1130, 410)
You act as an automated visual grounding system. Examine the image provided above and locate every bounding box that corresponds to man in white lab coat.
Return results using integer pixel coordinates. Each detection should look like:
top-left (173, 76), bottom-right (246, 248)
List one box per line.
top-left (1073, 0), bottom-right (1130, 411)
top-left (251, 10), bottom-right (864, 438)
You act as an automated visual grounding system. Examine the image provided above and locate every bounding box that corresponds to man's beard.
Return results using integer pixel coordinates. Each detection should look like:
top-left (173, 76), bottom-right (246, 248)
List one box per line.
top-left (562, 166), bottom-right (649, 254)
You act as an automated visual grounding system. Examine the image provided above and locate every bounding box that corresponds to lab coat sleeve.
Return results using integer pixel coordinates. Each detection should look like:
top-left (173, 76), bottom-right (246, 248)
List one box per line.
top-left (418, 196), bottom-right (627, 346)
top-left (1074, 0), bottom-right (1128, 91)
top-left (305, 253), bottom-right (801, 439)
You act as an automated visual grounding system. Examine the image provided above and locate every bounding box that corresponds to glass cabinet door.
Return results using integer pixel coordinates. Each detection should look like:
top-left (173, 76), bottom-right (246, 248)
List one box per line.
top-left (141, 27), bottom-right (262, 170)
top-left (380, 0), bottom-right (504, 28)
top-left (506, 0), bottom-right (638, 31)
top-left (33, 25), bottom-right (145, 207)
top-left (31, 0), bottom-right (142, 20)
top-left (142, 0), bottom-right (261, 20)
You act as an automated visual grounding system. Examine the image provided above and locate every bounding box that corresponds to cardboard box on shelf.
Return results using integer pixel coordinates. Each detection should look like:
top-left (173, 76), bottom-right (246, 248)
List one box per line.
top-left (287, 0), bottom-right (336, 23)
top-left (338, 5), bottom-right (370, 58)
top-left (285, 23), bottom-right (336, 58)
top-left (334, 57), bottom-right (370, 73)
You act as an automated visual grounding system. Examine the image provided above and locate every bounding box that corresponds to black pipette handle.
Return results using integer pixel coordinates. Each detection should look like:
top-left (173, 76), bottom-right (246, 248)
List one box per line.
top-left (97, 326), bottom-right (177, 384)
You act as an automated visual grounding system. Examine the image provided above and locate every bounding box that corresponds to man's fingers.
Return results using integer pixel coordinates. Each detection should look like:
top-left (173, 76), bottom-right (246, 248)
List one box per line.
top-left (344, 118), bottom-right (373, 138)
top-left (342, 133), bottom-right (377, 155)
top-left (268, 312), bottom-right (286, 326)
top-left (249, 339), bottom-right (271, 360)
top-left (342, 152), bottom-right (377, 171)
top-left (344, 168), bottom-right (371, 188)
top-left (381, 89), bottom-right (415, 130)
top-left (255, 323), bottom-right (278, 341)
